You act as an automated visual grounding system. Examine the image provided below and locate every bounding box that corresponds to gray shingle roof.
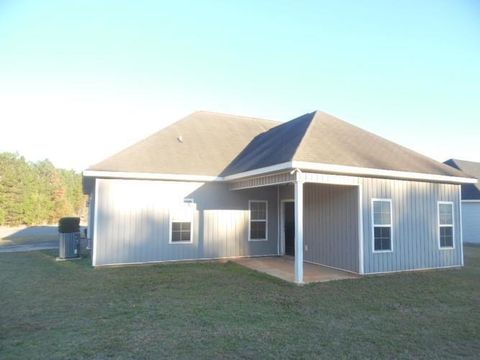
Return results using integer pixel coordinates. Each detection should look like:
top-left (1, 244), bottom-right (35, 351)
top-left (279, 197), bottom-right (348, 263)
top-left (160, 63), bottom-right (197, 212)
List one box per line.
top-left (444, 159), bottom-right (480, 199)
top-left (221, 111), bottom-right (465, 178)
top-left (220, 112), bottom-right (312, 175)
top-left (88, 110), bottom-right (468, 180)
top-left (88, 111), bottom-right (278, 176)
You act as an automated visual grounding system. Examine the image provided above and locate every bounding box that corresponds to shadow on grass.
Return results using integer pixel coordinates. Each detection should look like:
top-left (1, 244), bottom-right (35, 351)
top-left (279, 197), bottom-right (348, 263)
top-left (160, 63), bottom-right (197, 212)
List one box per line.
top-left (0, 225), bottom-right (87, 246)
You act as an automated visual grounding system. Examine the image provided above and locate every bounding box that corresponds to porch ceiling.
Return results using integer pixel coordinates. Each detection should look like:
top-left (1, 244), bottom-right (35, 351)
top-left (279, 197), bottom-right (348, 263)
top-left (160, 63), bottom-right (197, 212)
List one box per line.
top-left (229, 171), bottom-right (359, 190)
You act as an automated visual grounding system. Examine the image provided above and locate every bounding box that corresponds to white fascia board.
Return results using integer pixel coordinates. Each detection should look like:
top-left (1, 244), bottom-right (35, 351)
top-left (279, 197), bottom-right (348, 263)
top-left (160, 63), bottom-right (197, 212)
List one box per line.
top-left (222, 162), bottom-right (293, 181)
top-left (462, 199), bottom-right (480, 203)
top-left (291, 161), bottom-right (478, 184)
top-left (83, 162), bottom-right (477, 185)
top-left (82, 170), bottom-right (222, 182)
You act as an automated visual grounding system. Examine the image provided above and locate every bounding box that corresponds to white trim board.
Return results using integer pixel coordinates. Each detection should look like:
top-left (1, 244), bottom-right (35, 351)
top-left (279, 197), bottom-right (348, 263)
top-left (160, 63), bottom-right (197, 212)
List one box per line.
top-left (83, 170), bottom-right (221, 182)
top-left (84, 162), bottom-right (477, 185)
top-left (168, 202), bottom-right (196, 244)
top-left (291, 161), bottom-right (477, 184)
top-left (462, 200), bottom-right (480, 203)
top-left (437, 201), bottom-right (455, 250)
top-left (276, 186), bottom-right (280, 255)
top-left (365, 264), bottom-right (462, 275)
top-left (458, 187), bottom-right (464, 267)
top-left (92, 180), bottom-right (99, 267)
top-left (93, 253), bottom-right (280, 268)
top-left (225, 161), bottom-right (477, 184)
top-left (304, 260), bottom-right (360, 276)
top-left (371, 198), bottom-right (393, 253)
top-left (248, 200), bottom-right (268, 242)
top-left (230, 180), bottom-right (293, 191)
top-left (357, 186), bottom-right (364, 274)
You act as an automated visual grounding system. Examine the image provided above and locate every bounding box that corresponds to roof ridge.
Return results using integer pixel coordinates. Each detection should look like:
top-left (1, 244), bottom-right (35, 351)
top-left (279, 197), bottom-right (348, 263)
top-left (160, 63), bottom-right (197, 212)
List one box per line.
top-left (290, 111), bottom-right (318, 162)
top-left (449, 158), bottom-right (479, 165)
top-left (193, 110), bottom-right (280, 124)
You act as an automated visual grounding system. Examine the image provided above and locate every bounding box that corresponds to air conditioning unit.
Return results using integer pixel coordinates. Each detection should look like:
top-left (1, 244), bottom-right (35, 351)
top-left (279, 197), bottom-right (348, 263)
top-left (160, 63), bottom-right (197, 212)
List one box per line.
top-left (57, 217), bottom-right (81, 260)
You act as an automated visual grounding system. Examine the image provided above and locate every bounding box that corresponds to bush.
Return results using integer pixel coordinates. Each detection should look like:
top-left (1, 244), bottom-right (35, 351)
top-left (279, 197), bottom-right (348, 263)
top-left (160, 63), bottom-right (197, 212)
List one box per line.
top-left (58, 217), bottom-right (80, 233)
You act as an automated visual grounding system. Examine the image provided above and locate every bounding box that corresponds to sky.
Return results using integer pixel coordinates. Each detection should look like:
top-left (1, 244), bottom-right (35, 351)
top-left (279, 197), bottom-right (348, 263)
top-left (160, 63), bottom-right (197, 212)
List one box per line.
top-left (0, 0), bottom-right (479, 171)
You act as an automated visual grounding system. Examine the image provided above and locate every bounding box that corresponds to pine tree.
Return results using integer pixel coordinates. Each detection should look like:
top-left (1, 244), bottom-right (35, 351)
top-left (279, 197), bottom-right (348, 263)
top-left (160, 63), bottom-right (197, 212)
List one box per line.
top-left (0, 152), bottom-right (86, 226)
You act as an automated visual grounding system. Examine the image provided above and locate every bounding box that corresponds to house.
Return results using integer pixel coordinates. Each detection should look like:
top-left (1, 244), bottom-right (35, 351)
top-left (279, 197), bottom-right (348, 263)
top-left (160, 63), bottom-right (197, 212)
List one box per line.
top-left (444, 159), bottom-right (480, 244)
top-left (82, 111), bottom-right (476, 283)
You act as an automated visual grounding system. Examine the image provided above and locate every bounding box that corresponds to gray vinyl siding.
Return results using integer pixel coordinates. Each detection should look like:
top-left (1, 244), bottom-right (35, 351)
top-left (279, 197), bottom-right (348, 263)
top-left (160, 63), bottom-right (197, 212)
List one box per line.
top-left (94, 179), bottom-right (278, 266)
top-left (303, 184), bottom-right (359, 272)
top-left (279, 178), bottom-right (462, 274)
top-left (462, 202), bottom-right (480, 244)
top-left (277, 183), bottom-right (359, 273)
top-left (360, 178), bottom-right (462, 274)
top-left (93, 174), bottom-right (463, 274)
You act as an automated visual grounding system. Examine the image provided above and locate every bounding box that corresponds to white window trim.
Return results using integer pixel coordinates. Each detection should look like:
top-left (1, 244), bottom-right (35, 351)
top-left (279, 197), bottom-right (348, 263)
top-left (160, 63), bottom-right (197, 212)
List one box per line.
top-left (169, 210), bottom-right (194, 245)
top-left (438, 201), bottom-right (455, 250)
top-left (248, 200), bottom-right (268, 242)
top-left (371, 198), bottom-right (393, 253)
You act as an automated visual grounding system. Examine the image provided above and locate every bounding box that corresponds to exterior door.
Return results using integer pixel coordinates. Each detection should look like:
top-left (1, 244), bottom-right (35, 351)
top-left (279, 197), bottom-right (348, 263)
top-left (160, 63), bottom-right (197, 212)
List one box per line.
top-left (284, 201), bottom-right (295, 256)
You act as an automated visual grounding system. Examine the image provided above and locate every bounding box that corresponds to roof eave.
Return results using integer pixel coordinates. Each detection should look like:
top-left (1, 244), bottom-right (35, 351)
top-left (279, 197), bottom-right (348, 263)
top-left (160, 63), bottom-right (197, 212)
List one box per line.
top-left (82, 170), bottom-right (223, 182)
top-left (83, 162), bottom-right (478, 185)
top-left (224, 161), bottom-right (478, 184)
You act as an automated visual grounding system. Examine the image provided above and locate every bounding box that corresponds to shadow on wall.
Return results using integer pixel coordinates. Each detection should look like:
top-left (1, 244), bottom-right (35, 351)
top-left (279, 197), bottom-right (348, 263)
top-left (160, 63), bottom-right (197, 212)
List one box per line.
top-left (93, 181), bottom-right (280, 265)
top-left (186, 182), bottom-right (278, 257)
top-left (96, 203), bottom-right (250, 264)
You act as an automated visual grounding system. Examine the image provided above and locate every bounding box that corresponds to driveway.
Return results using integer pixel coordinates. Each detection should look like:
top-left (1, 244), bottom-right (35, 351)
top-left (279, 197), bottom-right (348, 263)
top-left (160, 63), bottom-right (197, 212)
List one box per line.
top-left (0, 225), bottom-right (75, 253)
top-left (0, 241), bottom-right (58, 253)
top-left (0, 225), bottom-right (88, 253)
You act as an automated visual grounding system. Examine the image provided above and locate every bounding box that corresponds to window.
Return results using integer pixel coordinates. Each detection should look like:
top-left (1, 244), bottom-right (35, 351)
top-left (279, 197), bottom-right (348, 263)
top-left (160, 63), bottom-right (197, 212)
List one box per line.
top-left (171, 222), bottom-right (191, 242)
top-left (438, 202), bottom-right (454, 249)
top-left (372, 199), bottom-right (392, 252)
top-left (249, 201), bottom-right (267, 241)
top-left (170, 204), bottom-right (194, 244)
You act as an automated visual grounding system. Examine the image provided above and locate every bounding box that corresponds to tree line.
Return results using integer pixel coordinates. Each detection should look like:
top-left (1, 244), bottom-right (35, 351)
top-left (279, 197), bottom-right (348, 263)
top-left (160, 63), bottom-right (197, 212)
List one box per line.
top-left (0, 152), bottom-right (86, 226)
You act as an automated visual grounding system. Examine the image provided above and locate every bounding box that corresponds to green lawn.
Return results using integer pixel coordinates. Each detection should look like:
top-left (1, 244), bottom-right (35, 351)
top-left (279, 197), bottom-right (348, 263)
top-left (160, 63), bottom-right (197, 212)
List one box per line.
top-left (1, 248), bottom-right (480, 359)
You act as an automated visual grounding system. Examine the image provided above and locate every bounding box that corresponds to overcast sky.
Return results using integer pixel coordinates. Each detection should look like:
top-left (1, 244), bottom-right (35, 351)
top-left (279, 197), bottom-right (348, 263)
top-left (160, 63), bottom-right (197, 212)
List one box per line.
top-left (0, 0), bottom-right (479, 171)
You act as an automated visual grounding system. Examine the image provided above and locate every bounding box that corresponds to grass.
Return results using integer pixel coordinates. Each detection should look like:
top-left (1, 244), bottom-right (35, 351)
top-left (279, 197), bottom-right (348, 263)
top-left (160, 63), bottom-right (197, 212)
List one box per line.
top-left (1, 247), bottom-right (480, 359)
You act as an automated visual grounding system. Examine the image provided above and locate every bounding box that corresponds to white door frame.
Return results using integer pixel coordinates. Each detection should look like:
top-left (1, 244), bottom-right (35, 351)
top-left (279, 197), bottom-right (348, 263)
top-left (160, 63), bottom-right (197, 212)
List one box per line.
top-left (280, 199), bottom-right (294, 256)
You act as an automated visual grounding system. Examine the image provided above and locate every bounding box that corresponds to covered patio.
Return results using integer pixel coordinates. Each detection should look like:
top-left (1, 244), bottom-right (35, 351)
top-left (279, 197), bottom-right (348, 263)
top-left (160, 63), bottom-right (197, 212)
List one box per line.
top-left (233, 256), bottom-right (358, 283)
top-left (229, 169), bottom-right (363, 284)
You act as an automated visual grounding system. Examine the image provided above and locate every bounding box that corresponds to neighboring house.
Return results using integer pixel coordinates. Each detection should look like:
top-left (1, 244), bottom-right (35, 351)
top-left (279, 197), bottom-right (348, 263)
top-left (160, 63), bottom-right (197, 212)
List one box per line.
top-left (444, 159), bottom-right (480, 244)
top-left (83, 111), bottom-right (476, 283)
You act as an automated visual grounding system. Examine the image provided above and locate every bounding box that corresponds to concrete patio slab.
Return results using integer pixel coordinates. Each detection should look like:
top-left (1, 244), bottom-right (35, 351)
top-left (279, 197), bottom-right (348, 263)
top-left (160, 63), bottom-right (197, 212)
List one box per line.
top-left (233, 256), bottom-right (359, 283)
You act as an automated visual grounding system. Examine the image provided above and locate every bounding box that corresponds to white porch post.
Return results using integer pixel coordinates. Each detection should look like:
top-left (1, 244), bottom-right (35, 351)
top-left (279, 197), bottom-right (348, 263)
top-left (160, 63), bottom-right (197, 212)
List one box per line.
top-left (294, 171), bottom-right (304, 284)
